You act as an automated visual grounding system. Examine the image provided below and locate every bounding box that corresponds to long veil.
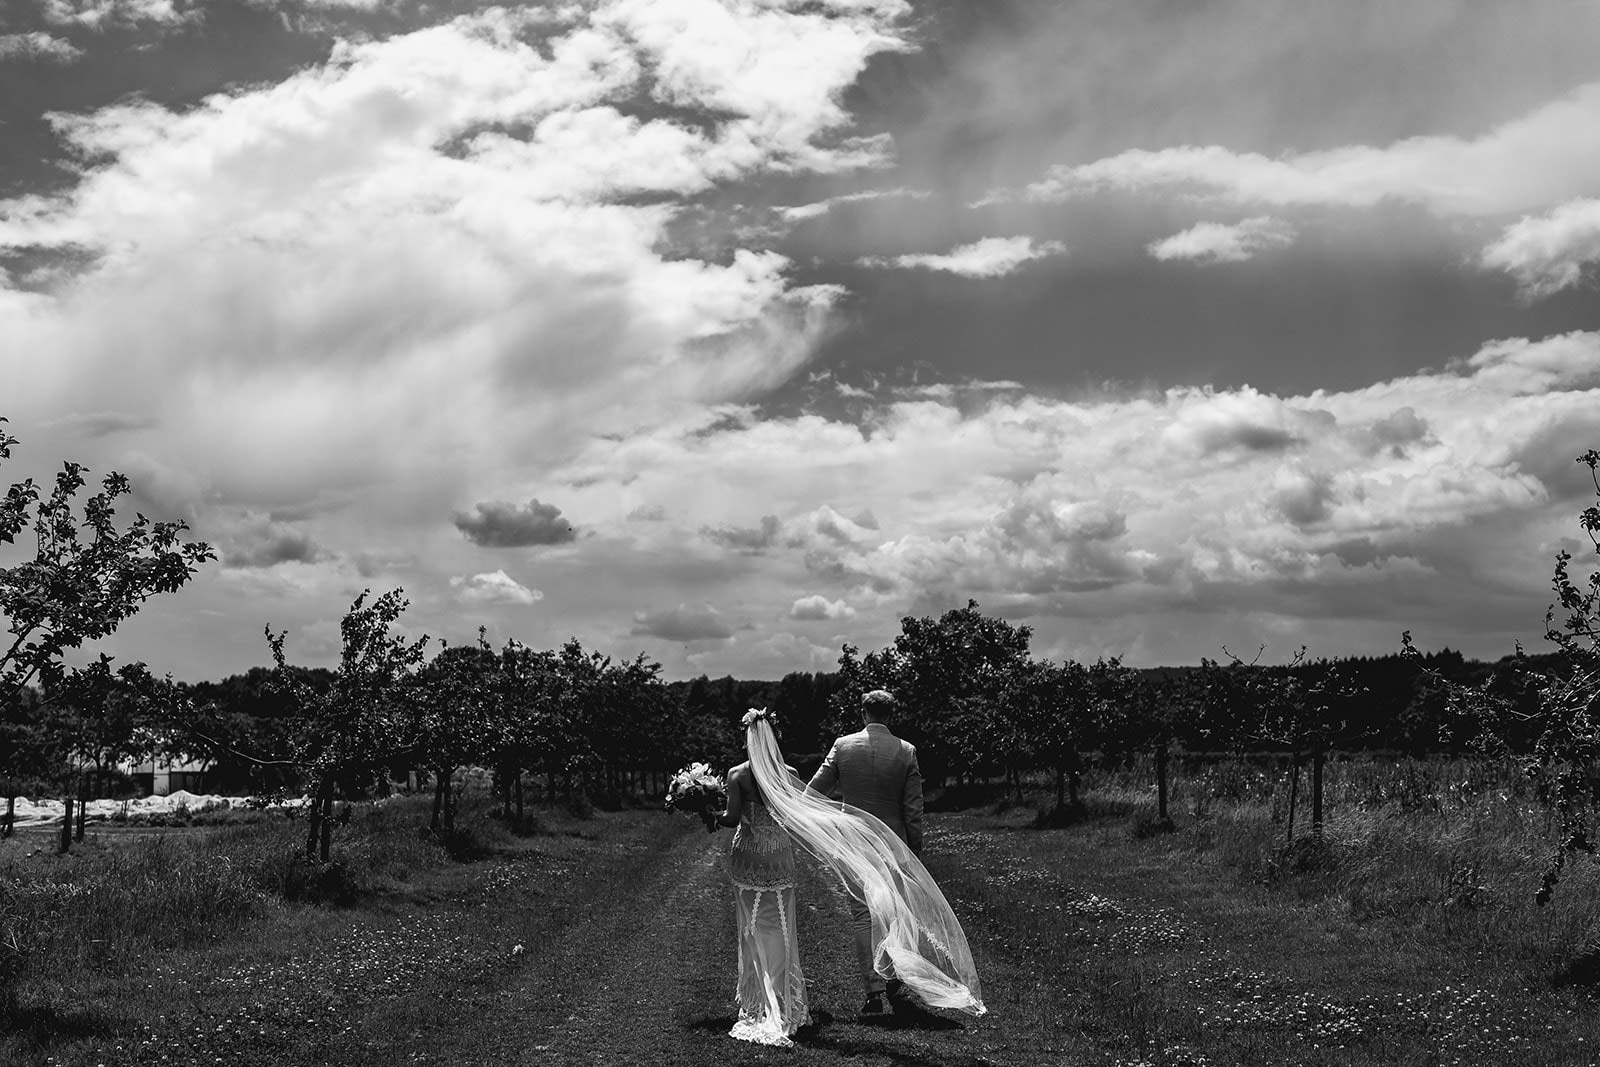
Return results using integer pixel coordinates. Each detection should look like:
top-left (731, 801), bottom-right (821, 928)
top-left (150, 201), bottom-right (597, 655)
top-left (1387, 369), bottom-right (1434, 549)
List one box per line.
top-left (744, 716), bottom-right (986, 1015)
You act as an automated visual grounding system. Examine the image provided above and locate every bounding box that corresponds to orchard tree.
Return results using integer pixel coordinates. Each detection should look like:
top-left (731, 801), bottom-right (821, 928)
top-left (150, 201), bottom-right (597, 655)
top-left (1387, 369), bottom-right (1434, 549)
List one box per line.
top-left (1405, 448), bottom-right (1600, 903)
top-left (0, 418), bottom-right (213, 706)
top-left (495, 640), bottom-right (563, 817)
top-left (1016, 659), bottom-right (1086, 814)
top-left (1099, 666), bottom-right (1192, 827)
top-left (592, 649), bottom-right (672, 799)
top-left (768, 671), bottom-right (834, 759)
top-left (497, 639), bottom-right (609, 808)
top-left (552, 638), bottom-right (609, 797)
top-left (52, 657), bottom-right (183, 847)
top-left (408, 635), bottom-right (501, 835)
top-left (1016, 656), bottom-right (1127, 817)
top-left (183, 665), bottom-right (322, 798)
top-left (267, 589), bottom-right (428, 862)
top-left (1213, 647), bottom-right (1365, 842)
top-left (548, 639), bottom-right (671, 802)
top-left (0, 687), bottom-right (58, 838)
top-left (0, 416), bottom-right (212, 849)
top-left (832, 600), bottom-right (1033, 786)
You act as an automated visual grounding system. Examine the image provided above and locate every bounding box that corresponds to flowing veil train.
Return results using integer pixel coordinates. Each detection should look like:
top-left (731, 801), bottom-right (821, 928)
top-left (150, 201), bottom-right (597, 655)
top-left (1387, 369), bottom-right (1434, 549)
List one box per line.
top-left (742, 714), bottom-right (986, 1015)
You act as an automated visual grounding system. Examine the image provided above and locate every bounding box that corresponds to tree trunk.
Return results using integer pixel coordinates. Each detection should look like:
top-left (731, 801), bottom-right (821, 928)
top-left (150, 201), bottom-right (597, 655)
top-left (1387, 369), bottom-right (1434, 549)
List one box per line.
top-left (304, 797), bottom-right (320, 861)
top-left (1156, 741), bottom-right (1169, 823)
top-left (59, 794), bottom-right (73, 854)
top-left (75, 776), bottom-right (88, 842)
top-left (319, 793), bottom-right (333, 863)
top-left (444, 771), bottom-right (457, 838)
top-left (515, 774), bottom-right (524, 820)
top-left (1311, 749), bottom-right (1325, 836)
top-left (1286, 754), bottom-right (1301, 843)
top-left (1054, 765), bottom-right (1066, 811)
top-left (2, 795), bottom-right (13, 839)
top-left (305, 780), bottom-right (334, 861)
top-left (430, 774), bottom-right (444, 833)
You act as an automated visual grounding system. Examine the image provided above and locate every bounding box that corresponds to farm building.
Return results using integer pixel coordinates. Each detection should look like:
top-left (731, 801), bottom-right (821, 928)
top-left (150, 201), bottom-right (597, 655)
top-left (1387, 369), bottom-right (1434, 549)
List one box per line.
top-left (123, 756), bottom-right (213, 796)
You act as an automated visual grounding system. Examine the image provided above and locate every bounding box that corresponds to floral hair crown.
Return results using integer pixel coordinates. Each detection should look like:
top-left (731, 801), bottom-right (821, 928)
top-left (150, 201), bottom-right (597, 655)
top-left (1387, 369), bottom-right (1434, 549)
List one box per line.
top-left (742, 707), bottom-right (777, 730)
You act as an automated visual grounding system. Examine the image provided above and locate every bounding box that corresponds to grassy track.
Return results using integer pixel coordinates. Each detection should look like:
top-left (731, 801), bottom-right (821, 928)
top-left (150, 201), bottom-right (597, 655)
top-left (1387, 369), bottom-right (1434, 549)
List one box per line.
top-left (4, 796), bottom-right (1599, 1066)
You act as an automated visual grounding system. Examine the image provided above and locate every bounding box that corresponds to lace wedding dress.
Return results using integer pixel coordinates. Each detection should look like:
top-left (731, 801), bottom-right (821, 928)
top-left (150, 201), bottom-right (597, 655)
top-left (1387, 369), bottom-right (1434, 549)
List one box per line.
top-left (728, 792), bottom-right (808, 1046)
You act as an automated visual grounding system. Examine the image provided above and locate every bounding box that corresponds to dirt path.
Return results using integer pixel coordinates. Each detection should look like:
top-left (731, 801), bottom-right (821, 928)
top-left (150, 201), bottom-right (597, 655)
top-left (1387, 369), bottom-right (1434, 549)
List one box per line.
top-left (452, 819), bottom-right (994, 1067)
top-left (462, 825), bottom-right (733, 1065)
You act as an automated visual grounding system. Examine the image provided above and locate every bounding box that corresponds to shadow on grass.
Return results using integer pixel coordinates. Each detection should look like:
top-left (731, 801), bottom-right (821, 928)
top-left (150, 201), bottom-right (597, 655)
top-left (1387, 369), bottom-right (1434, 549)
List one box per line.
top-left (925, 783), bottom-right (1010, 813)
top-left (1028, 796), bottom-right (1156, 830)
top-left (866, 996), bottom-right (968, 1032)
top-left (688, 998), bottom-right (968, 1047)
top-left (3, 1003), bottom-right (119, 1048)
top-left (1551, 946), bottom-right (1600, 991)
top-left (686, 1008), bottom-right (839, 1039)
top-left (802, 1023), bottom-right (971, 1067)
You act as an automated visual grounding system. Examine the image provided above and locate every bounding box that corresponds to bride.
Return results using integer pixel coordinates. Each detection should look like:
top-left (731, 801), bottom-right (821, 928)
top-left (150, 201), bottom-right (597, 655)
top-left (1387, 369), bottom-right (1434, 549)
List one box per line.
top-left (708, 708), bottom-right (984, 1047)
top-left (710, 709), bottom-right (809, 1045)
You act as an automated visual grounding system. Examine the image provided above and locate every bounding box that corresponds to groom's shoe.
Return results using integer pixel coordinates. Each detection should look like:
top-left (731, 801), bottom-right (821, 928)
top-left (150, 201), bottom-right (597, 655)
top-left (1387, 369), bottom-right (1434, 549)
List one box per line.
top-left (858, 992), bottom-right (892, 1019)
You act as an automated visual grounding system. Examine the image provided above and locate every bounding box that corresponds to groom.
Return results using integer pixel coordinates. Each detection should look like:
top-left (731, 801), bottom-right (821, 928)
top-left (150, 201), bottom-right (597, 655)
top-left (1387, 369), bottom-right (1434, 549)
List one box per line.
top-left (807, 688), bottom-right (924, 1018)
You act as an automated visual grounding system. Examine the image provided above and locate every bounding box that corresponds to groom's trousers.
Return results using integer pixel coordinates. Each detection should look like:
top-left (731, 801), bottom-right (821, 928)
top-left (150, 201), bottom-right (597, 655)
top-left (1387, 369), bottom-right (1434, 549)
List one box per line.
top-left (848, 894), bottom-right (884, 995)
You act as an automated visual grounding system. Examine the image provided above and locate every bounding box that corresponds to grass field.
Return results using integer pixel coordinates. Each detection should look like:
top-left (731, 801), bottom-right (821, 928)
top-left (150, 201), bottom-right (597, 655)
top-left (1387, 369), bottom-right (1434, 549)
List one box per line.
top-left (3, 764), bottom-right (1599, 1066)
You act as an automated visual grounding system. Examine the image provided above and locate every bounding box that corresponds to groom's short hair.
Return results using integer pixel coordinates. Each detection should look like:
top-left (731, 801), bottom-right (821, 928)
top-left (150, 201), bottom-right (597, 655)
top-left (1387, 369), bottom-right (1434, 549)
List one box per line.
top-left (861, 689), bottom-right (896, 721)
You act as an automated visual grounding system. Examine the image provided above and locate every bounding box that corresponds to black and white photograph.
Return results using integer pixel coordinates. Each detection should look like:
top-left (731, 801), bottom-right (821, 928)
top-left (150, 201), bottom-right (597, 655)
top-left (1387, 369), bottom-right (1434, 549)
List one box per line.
top-left (3, 0), bottom-right (1600, 1063)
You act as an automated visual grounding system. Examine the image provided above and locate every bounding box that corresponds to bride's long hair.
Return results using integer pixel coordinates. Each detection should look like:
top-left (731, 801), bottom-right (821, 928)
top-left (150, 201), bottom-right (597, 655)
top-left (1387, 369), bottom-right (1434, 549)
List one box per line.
top-left (741, 708), bottom-right (985, 1015)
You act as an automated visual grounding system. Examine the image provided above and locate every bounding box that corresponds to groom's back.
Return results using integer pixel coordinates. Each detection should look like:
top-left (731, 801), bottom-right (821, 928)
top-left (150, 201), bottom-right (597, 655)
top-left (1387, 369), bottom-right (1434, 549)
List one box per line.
top-left (812, 724), bottom-right (923, 851)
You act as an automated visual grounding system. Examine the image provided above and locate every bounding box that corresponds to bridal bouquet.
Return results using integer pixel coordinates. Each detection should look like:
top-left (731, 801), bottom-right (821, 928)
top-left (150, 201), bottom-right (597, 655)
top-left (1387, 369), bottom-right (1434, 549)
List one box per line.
top-left (665, 762), bottom-right (726, 831)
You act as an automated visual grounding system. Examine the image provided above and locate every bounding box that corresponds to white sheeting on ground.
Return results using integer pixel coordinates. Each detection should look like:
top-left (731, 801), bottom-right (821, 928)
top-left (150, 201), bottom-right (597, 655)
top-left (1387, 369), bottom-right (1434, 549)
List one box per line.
top-left (4, 791), bottom-right (293, 827)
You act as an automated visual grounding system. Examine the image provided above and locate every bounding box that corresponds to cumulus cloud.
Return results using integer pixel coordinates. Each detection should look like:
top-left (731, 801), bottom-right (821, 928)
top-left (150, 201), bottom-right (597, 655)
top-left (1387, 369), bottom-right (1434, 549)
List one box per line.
top-left (1022, 81), bottom-right (1600, 218)
top-left (454, 498), bottom-right (576, 547)
top-left (631, 603), bottom-right (735, 642)
top-left (1461, 331), bottom-right (1600, 395)
top-left (40, 0), bottom-right (197, 28)
top-left (703, 514), bottom-right (782, 553)
top-left (222, 517), bottom-right (328, 569)
top-left (1269, 469), bottom-right (1337, 527)
top-left (451, 570), bottom-right (543, 606)
top-left (0, 33), bottom-right (84, 62)
top-left (0, 1), bottom-right (909, 519)
top-left (1147, 216), bottom-right (1296, 264)
top-left (1160, 387), bottom-right (1327, 456)
top-left (784, 504), bottom-right (875, 547)
top-left (1480, 199), bottom-right (1600, 300)
top-left (857, 236), bottom-right (1065, 278)
top-left (790, 594), bottom-right (856, 620)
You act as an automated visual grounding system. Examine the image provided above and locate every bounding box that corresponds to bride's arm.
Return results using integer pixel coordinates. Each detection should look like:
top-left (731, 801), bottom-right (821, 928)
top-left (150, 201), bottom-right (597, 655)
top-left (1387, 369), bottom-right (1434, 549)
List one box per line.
top-left (713, 769), bottom-right (746, 828)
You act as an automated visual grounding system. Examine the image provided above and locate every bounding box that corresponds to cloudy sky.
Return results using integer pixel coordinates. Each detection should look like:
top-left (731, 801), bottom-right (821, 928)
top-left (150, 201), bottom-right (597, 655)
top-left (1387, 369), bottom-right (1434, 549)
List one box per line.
top-left (4, 0), bottom-right (1600, 682)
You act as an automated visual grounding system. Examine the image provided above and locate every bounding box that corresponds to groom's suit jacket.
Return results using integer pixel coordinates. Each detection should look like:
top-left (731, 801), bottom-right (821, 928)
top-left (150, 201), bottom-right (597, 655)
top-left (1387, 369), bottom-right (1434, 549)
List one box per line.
top-left (808, 722), bottom-right (924, 855)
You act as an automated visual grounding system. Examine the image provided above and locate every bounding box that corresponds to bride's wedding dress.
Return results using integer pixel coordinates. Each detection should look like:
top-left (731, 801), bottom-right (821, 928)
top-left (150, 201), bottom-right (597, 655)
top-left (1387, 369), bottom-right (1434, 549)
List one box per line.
top-left (728, 795), bottom-right (808, 1046)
